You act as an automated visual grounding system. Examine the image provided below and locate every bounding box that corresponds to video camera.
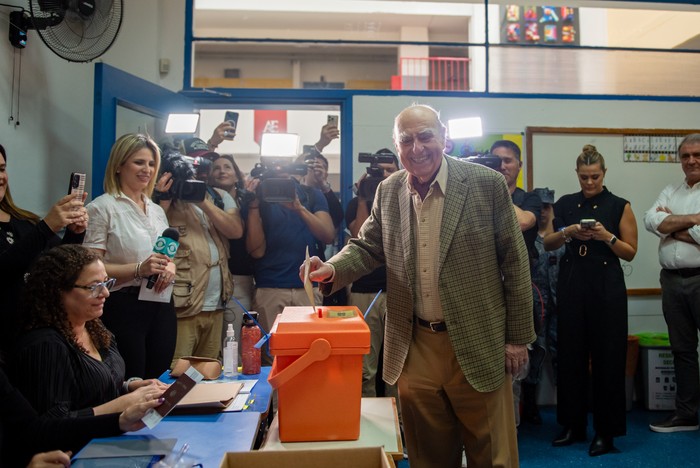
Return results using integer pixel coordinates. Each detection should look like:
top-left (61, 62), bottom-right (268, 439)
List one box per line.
top-left (357, 151), bottom-right (396, 200)
top-left (159, 146), bottom-right (209, 203)
top-left (250, 157), bottom-right (308, 180)
top-left (461, 153), bottom-right (502, 171)
top-left (250, 157), bottom-right (308, 203)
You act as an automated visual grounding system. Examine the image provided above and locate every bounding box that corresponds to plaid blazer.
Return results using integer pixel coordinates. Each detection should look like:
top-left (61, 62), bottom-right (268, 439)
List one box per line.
top-left (326, 156), bottom-right (535, 392)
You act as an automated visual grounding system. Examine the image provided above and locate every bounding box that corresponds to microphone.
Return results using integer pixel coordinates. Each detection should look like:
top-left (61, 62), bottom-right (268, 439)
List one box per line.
top-left (146, 228), bottom-right (180, 289)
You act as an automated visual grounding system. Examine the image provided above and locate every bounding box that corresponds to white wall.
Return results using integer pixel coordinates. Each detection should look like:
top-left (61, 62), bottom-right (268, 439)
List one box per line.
top-left (0, 0), bottom-right (185, 216)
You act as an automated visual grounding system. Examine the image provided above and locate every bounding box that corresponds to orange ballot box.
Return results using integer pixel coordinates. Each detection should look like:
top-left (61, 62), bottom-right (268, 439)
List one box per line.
top-left (268, 306), bottom-right (370, 442)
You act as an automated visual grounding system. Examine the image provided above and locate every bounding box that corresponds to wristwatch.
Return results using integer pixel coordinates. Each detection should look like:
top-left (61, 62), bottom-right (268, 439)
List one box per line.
top-left (607, 235), bottom-right (617, 246)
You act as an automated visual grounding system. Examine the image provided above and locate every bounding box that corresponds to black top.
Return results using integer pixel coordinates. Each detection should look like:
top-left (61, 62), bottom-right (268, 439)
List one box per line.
top-left (344, 197), bottom-right (386, 293)
top-left (228, 189), bottom-right (254, 276)
top-left (512, 187), bottom-right (542, 264)
top-left (324, 190), bottom-right (344, 230)
top-left (553, 187), bottom-right (628, 261)
top-left (313, 190), bottom-right (345, 263)
top-left (0, 217), bottom-right (84, 355)
top-left (228, 237), bottom-right (254, 276)
top-left (0, 366), bottom-right (122, 467)
top-left (12, 327), bottom-right (125, 419)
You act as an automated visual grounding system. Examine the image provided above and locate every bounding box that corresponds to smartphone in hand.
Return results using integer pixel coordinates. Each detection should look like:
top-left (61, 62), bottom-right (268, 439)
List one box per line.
top-left (68, 172), bottom-right (86, 199)
top-left (224, 111), bottom-right (239, 130)
top-left (327, 114), bottom-right (339, 127)
top-left (580, 219), bottom-right (596, 229)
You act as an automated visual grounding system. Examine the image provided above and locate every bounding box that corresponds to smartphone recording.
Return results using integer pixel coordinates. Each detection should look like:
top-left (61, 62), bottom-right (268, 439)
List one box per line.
top-left (68, 172), bottom-right (86, 198)
top-left (224, 111), bottom-right (239, 130)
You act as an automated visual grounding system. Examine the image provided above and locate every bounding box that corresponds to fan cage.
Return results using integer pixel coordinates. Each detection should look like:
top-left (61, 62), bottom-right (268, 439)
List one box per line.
top-left (29, 0), bottom-right (123, 63)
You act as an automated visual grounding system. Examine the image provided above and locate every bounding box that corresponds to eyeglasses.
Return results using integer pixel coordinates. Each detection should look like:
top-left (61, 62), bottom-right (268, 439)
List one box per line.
top-left (73, 278), bottom-right (116, 298)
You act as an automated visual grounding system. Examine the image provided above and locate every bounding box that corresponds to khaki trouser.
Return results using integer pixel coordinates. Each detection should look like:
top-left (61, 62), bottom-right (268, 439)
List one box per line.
top-left (398, 324), bottom-right (519, 468)
top-left (171, 309), bottom-right (224, 368)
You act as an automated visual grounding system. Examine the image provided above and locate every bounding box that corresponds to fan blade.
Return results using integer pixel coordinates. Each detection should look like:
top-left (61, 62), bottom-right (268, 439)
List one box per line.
top-left (29, 14), bottom-right (64, 30)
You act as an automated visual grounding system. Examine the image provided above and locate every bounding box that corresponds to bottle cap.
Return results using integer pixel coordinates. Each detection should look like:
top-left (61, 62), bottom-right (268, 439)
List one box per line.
top-left (244, 311), bottom-right (258, 325)
top-left (226, 323), bottom-right (234, 336)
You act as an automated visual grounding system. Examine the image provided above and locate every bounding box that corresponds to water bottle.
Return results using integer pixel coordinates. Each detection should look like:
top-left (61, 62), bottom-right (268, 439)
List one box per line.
top-left (223, 323), bottom-right (238, 377)
top-left (241, 312), bottom-right (262, 375)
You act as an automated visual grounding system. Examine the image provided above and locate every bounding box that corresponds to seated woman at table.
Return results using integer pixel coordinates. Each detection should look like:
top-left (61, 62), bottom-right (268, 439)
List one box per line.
top-left (10, 244), bottom-right (168, 419)
top-left (0, 365), bottom-right (163, 467)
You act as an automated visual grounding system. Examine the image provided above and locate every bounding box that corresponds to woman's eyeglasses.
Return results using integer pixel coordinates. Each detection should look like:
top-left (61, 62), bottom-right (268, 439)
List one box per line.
top-left (73, 278), bottom-right (116, 298)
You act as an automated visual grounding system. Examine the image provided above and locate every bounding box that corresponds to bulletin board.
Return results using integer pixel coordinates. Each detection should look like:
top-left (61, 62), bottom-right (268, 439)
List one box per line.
top-left (525, 127), bottom-right (698, 295)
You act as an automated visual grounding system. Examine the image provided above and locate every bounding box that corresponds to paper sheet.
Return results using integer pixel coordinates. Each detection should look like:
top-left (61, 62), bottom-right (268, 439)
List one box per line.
top-left (137, 279), bottom-right (174, 303)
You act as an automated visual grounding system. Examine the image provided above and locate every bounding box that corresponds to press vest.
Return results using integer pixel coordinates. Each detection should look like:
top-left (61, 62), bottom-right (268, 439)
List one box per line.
top-left (166, 189), bottom-right (234, 318)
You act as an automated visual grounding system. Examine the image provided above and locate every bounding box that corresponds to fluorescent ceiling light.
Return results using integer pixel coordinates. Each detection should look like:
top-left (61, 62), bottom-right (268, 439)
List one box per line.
top-left (260, 133), bottom-right (300, 157)
top-left (165, 113), bottom-right (200, 134)
top-left (196, 0), bottom-right (472, 16)
top-left (448, 117), bottom-right (483, 139)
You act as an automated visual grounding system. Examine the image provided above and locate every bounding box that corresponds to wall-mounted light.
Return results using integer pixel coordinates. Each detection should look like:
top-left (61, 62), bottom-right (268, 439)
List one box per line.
top-left (260, 133), bottom-right (300, 157)
top-left (447, 117), bottom-right (483, 139)
top-left (165, 113), bottom-right (200, 134)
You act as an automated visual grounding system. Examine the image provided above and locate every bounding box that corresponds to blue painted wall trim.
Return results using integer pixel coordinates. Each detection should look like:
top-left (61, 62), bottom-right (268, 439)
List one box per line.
top-left (92, 63), bottom-right (193, 198)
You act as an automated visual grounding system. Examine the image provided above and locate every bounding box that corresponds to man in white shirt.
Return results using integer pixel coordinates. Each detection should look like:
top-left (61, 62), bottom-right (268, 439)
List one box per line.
top-left (644, 133), bottom-right (700, 433)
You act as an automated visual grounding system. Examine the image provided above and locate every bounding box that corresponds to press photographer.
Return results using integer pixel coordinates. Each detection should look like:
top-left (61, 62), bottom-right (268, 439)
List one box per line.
top-left (345, 147), bottom-right (399, 399)
top-left (250, 157), bottom-right (309, 204)
top-left (244, 153), bottom-right (335, 365)
top-left (460, 152), bottom-right (502, 171)
top-left (301, 145), bottom-right (344, 249)
top-left (300, 143), bottom-right (345, 306)
top-left (153, 144), bottom-right (209, 204)
top-left (154, 137), bottom-right (244, 367)
top-left (489, 138), bottom-right (542, 428)
top-left (356, 149), bottom-right (401, 203)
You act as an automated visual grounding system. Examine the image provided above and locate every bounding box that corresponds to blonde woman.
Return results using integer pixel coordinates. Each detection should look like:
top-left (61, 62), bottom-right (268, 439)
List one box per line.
top-left (83, 134), bottom-right (177, 379)
top-left (544, 144), bottom-right (638, 457)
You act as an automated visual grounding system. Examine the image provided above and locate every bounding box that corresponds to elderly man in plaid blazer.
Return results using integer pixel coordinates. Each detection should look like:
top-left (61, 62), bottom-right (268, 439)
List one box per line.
top-left (306, 104), bottom-right (535, 468)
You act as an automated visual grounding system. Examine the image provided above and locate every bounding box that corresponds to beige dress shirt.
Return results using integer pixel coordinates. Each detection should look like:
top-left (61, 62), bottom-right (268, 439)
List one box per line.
top-left (409, 157), bottom-right (448, 322)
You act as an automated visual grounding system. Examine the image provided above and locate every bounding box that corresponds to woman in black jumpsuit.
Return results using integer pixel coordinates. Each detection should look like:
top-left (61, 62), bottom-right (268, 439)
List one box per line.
top-left (544, 145), bottom-right (638, 457)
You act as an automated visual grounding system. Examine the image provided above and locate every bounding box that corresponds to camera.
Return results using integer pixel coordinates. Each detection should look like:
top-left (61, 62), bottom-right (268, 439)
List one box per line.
top-left (250, 157), bottom-right (308, 180)
top-left (302, 145), bottom-right (321, 165)
top-left (235, 183), bottom-right (256, 209)
top-left (357, 152), bottom-right (396, 200)
top-left (159, 146), bottom-right (209, 203)
top-left (580, 219), bottom-right (597, 229)
top-left (250, 158), bottom-right (308, 203)
top-left (461, 153), bottom-right (502, 171)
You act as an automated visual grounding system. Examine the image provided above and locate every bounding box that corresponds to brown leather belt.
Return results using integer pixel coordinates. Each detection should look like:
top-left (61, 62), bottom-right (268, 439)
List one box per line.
top-left (415, 317), bottom-right (447, 332)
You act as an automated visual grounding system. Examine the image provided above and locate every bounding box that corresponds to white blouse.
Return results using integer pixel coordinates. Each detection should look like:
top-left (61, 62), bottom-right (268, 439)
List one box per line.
top-left (83, 192), bottom-right (169, 291)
